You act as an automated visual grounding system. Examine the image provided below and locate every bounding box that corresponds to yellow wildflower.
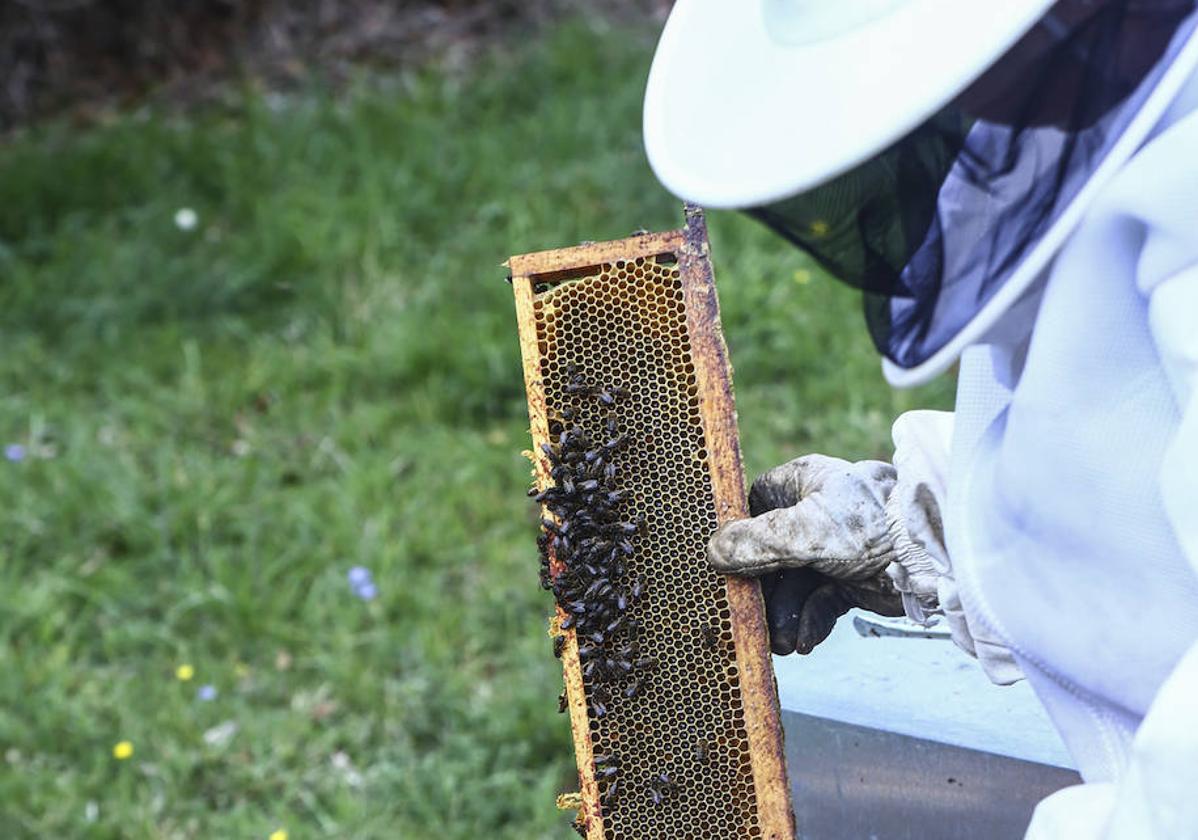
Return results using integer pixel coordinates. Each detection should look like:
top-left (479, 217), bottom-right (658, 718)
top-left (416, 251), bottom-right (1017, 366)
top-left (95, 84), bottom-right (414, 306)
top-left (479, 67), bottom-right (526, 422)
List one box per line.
top-left (269, 830), bottom-right (289, 840)
top-left (175, 664), bottom-right (195, 682)
top-left (112, 741), bottom-right (134, 760)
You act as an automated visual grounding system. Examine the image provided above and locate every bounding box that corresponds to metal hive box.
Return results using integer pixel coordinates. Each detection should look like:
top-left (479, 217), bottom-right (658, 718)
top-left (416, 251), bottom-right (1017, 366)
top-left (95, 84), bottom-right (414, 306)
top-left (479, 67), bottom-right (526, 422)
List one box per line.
top-left (509, 208), bottom-right (794, 840)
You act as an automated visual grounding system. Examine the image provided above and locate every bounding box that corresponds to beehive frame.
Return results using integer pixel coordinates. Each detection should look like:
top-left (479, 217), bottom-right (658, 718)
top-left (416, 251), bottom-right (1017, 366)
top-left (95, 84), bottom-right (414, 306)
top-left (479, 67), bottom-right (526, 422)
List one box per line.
top-left (509, 208), bottom-right (794, 840)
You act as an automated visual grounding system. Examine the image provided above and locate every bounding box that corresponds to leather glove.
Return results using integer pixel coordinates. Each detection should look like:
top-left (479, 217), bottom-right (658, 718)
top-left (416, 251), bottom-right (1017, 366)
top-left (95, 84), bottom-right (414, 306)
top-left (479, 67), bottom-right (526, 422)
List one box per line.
top-left (707, 454), bottom-right (906, 655)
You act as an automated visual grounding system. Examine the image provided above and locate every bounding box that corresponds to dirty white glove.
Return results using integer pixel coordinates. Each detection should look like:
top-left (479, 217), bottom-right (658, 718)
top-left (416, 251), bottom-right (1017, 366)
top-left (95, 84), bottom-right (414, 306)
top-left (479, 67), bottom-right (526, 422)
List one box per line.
top-left (707, 453), bottom-right (907, 654)
top-left (707, 411), bottom-right (975, 659)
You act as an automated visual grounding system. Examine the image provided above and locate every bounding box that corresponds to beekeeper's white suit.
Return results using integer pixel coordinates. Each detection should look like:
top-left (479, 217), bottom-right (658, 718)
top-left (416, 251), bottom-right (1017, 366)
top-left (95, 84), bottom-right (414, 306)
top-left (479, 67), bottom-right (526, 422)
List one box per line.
top-left (644, 1), bottom-right (1198, 836)
top-left (930, 74), bottom-right (1198, 836)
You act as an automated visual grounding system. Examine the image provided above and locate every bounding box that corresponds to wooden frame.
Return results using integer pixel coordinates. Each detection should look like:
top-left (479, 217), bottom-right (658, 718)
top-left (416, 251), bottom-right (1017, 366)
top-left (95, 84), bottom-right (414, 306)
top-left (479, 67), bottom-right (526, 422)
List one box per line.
top-left (509, 207), bottom-right (794, 840)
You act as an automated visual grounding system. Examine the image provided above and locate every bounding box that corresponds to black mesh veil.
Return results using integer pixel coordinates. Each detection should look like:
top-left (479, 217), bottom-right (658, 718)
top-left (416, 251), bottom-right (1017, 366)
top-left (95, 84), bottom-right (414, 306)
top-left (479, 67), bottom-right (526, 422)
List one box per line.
top-left (750, 0), bottom-right (1198, 370)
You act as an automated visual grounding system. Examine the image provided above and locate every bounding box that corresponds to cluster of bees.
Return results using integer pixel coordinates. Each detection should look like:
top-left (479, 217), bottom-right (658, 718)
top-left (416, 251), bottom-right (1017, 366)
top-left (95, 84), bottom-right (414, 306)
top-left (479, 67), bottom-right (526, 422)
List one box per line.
top-left (530, 366), bottom-right (672, 829)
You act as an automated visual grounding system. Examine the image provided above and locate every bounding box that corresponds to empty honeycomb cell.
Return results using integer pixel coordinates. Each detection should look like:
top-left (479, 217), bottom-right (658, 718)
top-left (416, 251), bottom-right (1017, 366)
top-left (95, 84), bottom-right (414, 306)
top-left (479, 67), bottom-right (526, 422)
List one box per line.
top-left (511, 221), bottom-right (792, 840)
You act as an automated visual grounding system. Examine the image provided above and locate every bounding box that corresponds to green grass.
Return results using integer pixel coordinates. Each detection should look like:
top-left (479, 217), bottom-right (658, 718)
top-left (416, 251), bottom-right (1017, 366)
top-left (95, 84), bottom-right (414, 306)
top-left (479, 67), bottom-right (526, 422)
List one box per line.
top-left (0, 19), bottom-right (953, 840)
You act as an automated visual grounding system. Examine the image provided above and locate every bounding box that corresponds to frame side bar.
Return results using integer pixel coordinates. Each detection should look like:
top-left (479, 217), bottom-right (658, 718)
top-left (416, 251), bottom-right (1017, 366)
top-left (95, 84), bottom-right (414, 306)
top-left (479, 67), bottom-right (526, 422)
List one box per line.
top-left (678, 206), bottom-right (797, 840)
top-left (511, 273), bottom-right (604, 839)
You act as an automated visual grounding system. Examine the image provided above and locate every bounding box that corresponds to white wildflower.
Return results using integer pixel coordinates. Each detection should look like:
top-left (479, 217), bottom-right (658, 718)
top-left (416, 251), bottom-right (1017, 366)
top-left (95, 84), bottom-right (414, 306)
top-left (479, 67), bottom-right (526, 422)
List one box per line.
top-left (174, 207), bottom-right (199, 232)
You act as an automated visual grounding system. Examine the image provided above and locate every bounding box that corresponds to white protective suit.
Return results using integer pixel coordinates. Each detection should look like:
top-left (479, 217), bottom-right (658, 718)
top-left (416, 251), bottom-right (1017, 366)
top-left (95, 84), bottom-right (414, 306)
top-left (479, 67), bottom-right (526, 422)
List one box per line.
top-left (892, 62), bottom-right (1198, 838)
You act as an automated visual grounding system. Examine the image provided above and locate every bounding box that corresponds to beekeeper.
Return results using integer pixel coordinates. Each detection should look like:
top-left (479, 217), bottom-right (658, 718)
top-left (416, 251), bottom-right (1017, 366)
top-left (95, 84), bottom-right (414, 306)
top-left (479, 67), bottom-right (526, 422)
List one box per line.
top-left (643, 1), bottom-right (1198, 836)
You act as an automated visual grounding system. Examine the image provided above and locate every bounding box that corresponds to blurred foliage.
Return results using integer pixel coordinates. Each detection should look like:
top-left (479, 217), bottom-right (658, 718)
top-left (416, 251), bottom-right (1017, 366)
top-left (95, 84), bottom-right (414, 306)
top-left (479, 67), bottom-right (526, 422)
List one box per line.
top-left (0, 17), bottom-right (952, 840)
top-left (0, 0), bottom-right (666, 129)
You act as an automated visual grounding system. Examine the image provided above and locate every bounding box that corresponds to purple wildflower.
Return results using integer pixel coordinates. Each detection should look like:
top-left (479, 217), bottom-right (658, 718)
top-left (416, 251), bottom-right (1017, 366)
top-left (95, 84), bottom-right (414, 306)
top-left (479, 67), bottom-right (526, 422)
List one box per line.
top-left (197, 684), bottom-right (218, 702)
top-left (5, 444), bottom-right (25, 463)
top-left (354, 581), bottom-right (378, 601)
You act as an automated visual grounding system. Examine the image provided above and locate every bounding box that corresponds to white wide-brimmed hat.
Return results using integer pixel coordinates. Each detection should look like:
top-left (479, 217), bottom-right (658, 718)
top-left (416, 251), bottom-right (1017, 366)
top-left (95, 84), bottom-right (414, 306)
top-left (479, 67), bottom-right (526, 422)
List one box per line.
top-left (644, 0), bottom-right (1055, 209)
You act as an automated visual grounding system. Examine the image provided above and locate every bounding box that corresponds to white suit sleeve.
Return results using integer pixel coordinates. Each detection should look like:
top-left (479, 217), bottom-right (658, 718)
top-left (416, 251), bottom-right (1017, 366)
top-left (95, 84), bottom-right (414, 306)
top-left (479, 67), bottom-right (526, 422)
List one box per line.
top-left (1026, 115), bottom-right (1198, 837)
top-left (886, 410), bottom-right (1025, 685)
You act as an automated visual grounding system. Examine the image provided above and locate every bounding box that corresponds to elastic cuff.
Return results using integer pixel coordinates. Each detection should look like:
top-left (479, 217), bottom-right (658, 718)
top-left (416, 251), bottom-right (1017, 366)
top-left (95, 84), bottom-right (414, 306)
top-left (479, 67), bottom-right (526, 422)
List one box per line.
top-left (884, 490), bottom-right (941, 626)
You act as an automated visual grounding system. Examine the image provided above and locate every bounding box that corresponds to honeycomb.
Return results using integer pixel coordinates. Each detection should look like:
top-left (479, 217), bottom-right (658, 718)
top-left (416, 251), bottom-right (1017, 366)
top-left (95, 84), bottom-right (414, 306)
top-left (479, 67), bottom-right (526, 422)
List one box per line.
top-left (528, 254), bottom-right (764, 839)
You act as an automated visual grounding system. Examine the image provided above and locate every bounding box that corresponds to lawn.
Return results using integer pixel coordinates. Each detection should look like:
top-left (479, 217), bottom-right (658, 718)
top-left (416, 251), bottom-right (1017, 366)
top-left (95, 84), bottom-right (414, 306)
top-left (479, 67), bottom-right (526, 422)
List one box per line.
top-left (0, 18), bottom-right (952, 840)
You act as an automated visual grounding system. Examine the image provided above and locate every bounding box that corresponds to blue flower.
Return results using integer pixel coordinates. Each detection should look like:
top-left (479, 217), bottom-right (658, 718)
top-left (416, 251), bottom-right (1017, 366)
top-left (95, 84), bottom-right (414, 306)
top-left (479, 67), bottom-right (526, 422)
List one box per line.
top-left (347, 566), bottom-right (378, 600)
top-left (5, 444), bottom-right (25, 463)
top-left (197, 684), bottom-right (218, 702)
